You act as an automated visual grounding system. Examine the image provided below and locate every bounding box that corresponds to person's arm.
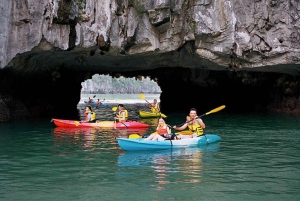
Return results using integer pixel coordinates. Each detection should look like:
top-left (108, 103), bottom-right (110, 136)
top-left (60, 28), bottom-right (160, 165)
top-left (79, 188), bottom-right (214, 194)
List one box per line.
top-left (116, 111), bottom-right (125, 121)
top-left (167, 126), bottom-right (171, 134)
top-left (156, 103), bottom-right (160, 112)
top-left (197, 118), bottom-right (205, 128)
top-left (173, 123), bottom-right (188, 131)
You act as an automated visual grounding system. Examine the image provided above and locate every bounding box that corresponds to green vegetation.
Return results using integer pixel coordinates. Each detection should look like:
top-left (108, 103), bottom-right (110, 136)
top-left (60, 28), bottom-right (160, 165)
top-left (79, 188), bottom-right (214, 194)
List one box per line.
top-left (76, 0), bottom-right (86, 10)
top-left (129, 0), bottom-right (144, 18)
top-left (76, 0), bottom-right (86, 20)
top-left (81, 74), bottom-right (161, 94)
top-left (189, 21), bottom-right (196, 32)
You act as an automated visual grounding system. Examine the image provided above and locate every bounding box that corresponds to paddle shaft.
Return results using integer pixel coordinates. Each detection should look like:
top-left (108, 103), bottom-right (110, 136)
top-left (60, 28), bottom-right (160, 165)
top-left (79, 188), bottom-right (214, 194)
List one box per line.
top-left (146, 100), bottom-right (160, 113)
top-left (175, 105), bottom-right (226, 127)
top-left (176, 113), bottom-right (206, 127)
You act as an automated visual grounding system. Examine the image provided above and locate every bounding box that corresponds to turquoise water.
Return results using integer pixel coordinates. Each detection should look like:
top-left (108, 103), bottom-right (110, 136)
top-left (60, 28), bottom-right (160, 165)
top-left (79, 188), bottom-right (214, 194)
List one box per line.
top-left (1, 95), bottom-right (300, 201)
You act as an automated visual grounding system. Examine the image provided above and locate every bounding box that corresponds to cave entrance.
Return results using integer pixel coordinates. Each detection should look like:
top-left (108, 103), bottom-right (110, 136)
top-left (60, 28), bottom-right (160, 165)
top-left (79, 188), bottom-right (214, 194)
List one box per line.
top-left (80, 74), bottom-right (162, 104)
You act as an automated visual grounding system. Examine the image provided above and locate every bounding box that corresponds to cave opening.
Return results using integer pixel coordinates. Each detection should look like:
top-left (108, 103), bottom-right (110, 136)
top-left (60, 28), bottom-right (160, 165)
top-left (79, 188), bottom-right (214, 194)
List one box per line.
top-left (79, 74), bottom-right (162, 104)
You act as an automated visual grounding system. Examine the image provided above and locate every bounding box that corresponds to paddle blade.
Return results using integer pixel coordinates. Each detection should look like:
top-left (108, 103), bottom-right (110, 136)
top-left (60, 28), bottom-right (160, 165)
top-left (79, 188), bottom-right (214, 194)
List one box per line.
top-left (112, 107), bottom-right (118, 111)
top-left (139, 93), bottom-right (146, 100)
top-left (205, 105), bottom-right (226, 115)
top-left (129, 134), bottom-right (141, 139)
top-left (74, 121), bottom-right (79, 126)
top-left (161, 113), bottom-right (167, 118)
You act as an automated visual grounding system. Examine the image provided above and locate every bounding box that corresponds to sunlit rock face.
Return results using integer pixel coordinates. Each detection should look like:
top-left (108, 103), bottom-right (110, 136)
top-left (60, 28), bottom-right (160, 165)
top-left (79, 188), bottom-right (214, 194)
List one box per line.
top-left (0, 0), bottom-right (300, 121)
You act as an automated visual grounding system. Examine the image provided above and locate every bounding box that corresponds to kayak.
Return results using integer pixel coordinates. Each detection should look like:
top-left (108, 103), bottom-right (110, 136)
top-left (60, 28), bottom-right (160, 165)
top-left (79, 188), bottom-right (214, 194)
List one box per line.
top-left (139, 110), bottom-right (165, 118)
top-left (53, 126), bottom-right (148, 135)
top-left (84, 101), bottom-right (110, 107)
top-left (116, 134), bottom-right (221, 151)
top-left (52, 118), bottom-right (149, 128)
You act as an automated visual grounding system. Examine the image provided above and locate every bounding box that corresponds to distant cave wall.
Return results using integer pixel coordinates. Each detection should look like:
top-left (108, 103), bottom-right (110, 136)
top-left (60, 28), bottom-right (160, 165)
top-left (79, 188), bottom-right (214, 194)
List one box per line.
top-left (155, 68), bottom-right (300, 114)
top-left (0, 63), bottom-right (85, 120)
top-left (1, 63), bottom-right (300, 122)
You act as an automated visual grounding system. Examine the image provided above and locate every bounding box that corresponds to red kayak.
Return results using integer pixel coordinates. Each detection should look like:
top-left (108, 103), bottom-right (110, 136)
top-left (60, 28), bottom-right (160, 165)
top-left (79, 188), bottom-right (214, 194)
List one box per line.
top-left (52, 118), bottom-right (149, 128)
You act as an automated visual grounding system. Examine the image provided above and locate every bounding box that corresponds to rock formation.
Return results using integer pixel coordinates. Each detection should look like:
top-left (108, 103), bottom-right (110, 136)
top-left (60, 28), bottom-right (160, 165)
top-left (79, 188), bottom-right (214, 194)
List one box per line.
top-left (0, 0), bottom-right (300, 121)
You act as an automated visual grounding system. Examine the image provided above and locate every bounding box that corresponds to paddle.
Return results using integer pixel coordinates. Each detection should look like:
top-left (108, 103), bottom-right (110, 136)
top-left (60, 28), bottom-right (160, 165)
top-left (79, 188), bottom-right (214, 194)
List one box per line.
top-left (129, 132), bottom-right (156, 139)
top-left (112, 107), bottom-right (117, 129)
top-left (175, 105), bottom-right (226, 127)
top-left (138, 94), bottom-right (167, 118)
top-left (129, 134), bottom-right (141, 139)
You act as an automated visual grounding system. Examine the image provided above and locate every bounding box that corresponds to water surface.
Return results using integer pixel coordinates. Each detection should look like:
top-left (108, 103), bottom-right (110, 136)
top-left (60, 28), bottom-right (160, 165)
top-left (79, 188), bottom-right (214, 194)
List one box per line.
top-left (1, 95), bottom-right (300, 201)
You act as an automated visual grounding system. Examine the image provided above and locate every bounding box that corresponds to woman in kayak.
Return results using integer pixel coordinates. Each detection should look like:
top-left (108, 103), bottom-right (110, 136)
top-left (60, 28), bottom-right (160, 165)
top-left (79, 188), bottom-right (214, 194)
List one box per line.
top-left (145, 117), bottom-right (173, 140)
top-left (82, 106), bottom-right (96, 122)
top-left (114, 104), bottom-right (128, 122)
top-left (173, 108), bottom-right (205, 139)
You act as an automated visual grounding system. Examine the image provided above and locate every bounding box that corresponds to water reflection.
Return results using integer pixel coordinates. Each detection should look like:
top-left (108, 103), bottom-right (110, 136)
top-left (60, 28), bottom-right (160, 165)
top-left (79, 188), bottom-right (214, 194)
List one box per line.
top-left (117, 143), bottom-right (220, 189)
top-left (118, 143), bottom-right (220, 167)
top-left (52, 127), bottom-right (149, 148)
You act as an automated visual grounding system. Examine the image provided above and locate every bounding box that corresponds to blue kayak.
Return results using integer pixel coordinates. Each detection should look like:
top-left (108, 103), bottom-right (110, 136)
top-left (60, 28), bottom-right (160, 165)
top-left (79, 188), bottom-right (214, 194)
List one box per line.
top-left (116, 134), bottom-right (221, 151)
top-left (84, 101), bottom-right (110, 107)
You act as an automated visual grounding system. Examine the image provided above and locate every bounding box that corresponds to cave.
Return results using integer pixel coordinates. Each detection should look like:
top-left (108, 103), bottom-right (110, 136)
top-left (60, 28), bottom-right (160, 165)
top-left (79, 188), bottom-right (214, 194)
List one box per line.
top-left (0, 44), bottom-right (299, 122)
top-left (1, 0), bottom-right (300, 121)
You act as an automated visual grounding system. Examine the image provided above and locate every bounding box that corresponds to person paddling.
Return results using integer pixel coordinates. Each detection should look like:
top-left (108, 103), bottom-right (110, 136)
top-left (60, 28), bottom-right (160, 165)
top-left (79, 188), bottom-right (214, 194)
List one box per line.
top-left (173, 108), bottom-right (205, 139)
top-left (147, 99), bottom-right (160, 113)
top-left (81, 106), bottom-right (96, 122)
top-left (114, 104), bottom-right (128, 123)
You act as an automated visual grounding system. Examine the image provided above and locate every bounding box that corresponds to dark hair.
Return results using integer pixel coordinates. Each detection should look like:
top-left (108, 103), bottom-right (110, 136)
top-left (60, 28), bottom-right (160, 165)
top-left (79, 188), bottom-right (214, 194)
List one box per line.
top-left (118, 104), bottom-right (124, 107)
top-left (157, 117), bottom-right (166, 124)
top-left (190, 108), bottom-right (197, 112)
top-left (87, 106), bottom-right (92, 111)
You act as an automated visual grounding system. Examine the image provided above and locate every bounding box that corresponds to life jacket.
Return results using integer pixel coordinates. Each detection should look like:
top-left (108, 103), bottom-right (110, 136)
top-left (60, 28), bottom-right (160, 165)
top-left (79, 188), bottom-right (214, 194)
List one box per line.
top-left (186, 116), bottom-right (204, 136)
top-left (90, 112), bottom-right (96, 121)
top-left (85, 111), bottom-right (96, 121)
top-left (117, 110), bottom-right (128, 122)
top-left (157, 124), bottom-right (169, 135)
top-left (151, 102), bottom-right (160, 113)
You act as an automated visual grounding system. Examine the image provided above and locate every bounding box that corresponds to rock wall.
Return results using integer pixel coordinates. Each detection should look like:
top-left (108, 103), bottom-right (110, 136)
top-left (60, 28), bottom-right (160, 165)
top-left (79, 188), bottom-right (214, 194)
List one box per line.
top-left (0, 0), bottom-right (300, 121)
top-left (1, 0), bottom-right (300, 72)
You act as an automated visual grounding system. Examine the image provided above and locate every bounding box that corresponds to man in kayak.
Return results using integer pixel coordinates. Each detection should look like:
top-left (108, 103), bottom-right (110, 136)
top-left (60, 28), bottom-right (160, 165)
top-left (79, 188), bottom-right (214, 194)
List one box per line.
top-left (88, 97), bottom-right (94, 103)
top-left (147, 99), bottom-right (160, 113)
top-left (96, 99), bottom-right (101, 108)
top-left (173, 108), bottom-right (205, 139)
top-left (114, 104), bottom-right (128, 122)
top-left (82, 106), bottom-right (96, 122)
top-left (145, 117), bottom-right (172, 140)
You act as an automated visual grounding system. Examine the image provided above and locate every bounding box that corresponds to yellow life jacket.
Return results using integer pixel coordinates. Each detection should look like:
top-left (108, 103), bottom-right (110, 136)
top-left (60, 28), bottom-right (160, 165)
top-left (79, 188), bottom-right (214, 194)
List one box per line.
top-left (187, 116), bottom-right (204, 136)
top-left (91, 112), bottom-right (96, 121)
top-left (151, 102), bottom-right (160, 113)
top-left (117, 110), bottom-right (128, 122)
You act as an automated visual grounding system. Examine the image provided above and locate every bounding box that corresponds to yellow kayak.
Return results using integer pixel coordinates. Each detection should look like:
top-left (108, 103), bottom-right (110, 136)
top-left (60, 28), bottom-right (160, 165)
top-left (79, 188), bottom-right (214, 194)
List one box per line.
top-left (139, 110), bottom-right (167, 118)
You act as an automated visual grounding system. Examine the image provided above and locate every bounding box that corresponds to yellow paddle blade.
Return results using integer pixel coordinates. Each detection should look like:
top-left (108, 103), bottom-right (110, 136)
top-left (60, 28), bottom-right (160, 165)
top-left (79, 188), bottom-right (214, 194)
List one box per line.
top-left (129, 134), bottom-right (141, 139)
top-left (205, 105), bottom-right (226, 115)
top-left (74, 121), bottom-right (79, 126)
top-left (112, 106), bottom-right (118, 111)
top-left (161, 113), bottom-right (167, 118)
top-left (139, 93), bottom-right (146, 100)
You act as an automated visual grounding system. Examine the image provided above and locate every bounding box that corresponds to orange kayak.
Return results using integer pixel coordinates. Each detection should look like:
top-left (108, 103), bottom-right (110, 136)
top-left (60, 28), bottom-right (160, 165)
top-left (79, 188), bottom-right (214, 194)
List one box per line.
top-left (52, 118), bottom-right (149, 128)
